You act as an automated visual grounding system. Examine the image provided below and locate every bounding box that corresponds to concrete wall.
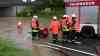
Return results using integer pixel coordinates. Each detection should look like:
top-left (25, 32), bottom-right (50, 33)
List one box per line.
top-left (0, 8), bottom-right (5, 16)
top-left (0, 6), bottom-right (16, 17)
top-left (4, 6), bottom-right (16, 16)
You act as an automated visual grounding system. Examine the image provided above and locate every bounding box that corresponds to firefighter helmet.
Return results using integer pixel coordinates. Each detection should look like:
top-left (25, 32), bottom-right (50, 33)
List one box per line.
top-left (72, 14), bottom-right (77, 17)
top-left (52, 16), bottom-right (57, 20)
top-left (33, 15), bottom-right (38, 19)
top-left (63, 15), bottom-right (69, 18)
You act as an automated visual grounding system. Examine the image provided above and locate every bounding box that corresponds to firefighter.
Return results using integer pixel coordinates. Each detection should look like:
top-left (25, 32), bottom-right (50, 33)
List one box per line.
top-left (50, 16), bottom-right (60, 43)
top-left (31, 15), bottom-right (39, 40)
top-left (71, 14), bottom-right (77, 30)
top-left (17, 21), bottom-right (23, 34)
top-left (69, 14), bottom-right (81, 44)
top-left (60, 15), bottom-right (71, 42)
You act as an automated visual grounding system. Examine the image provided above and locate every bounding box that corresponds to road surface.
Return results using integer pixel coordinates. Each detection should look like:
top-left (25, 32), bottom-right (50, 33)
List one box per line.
top-left (0, 17), bottom-right (32, 49)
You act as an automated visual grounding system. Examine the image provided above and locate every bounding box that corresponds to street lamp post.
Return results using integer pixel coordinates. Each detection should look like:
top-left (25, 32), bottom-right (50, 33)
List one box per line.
top-left (22, 0), bottom-right (35, 4)
top-left (21, 0), bottom-right (36, 16)
top-left (31, 0), bottom-right (36, 2)
top-left (22, 0), bottom-right (27, 3)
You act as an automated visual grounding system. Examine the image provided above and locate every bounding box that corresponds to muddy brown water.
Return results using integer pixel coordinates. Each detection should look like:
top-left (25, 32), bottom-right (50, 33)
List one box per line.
top-left (32, 44), bottom-right (66, 56)
top-left (0, 17), bottom-right (96, 56)
top-left (0, 17), bottom-right (32, 49)
top-left (0, 17), bottom-right (66, 56)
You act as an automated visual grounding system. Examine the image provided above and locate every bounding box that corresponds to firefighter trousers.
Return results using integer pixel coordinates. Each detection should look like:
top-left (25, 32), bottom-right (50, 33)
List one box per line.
top-left (62, 31), bottom-right (69, 41)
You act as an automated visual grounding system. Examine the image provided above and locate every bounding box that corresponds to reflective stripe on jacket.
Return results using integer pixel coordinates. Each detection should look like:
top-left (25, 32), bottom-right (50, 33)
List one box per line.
top-left (32, 29), bottom-right (39, 32)
top-left (62, 25), bottom-right (69, 31)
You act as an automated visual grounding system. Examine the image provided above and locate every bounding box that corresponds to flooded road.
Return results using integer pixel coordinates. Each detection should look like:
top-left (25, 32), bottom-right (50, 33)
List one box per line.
top-left (0, 17), bottom-right (67, 56)
top-left (0, 17), bottom-right (97, 56)
top-left (32, 44), bottom-right (66, 56)
top-left (0, 17), bottom-right (32, 49)
top-left (32, 42), bottom-right (95, 56)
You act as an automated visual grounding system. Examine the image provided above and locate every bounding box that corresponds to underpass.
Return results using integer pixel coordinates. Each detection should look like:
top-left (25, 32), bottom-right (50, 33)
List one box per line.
top-left (0, 7), bottom-right (16, 17)
top-left (0, 0), bottom-right (24, 17)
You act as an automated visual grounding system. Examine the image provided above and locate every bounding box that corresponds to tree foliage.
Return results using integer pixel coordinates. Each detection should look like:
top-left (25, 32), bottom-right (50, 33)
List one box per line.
top-left (16, 0), bottom-right (64, 17)
top-left (34, 0), bottom-right (64, 10)
top-left (16, 5), bottom-right (33, 17)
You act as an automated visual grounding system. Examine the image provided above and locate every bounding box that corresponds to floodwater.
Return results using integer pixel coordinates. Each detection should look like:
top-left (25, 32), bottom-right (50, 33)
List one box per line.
top-left (0, 17), bottom-right (66, 56)
top-left (32, 44), bottom-right (66, 56)
top-left (0, 17), bottom-right (97, 56)
top-left (0, 17), bottom-right (32, 49)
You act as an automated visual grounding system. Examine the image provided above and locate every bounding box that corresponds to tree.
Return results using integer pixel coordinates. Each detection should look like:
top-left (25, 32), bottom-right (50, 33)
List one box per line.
top-left (32, 0), bottom-right (64, 11)
top-left (16, 0), bottom-right (64, 17)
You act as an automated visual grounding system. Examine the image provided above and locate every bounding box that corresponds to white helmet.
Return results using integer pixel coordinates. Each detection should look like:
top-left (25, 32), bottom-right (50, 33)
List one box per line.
top-left (72, 14), bottom-right (77, 17)
top-left (18, 21), bottom-right (22, 25)
top-left (52, 16), bottom-right (57, 20)
top-left (33, 15), bottom-right (38, 19)
top-left (63, 14), bottom-right (69, 18)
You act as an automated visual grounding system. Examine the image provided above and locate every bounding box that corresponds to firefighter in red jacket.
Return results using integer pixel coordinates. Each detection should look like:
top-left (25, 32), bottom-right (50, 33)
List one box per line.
top-left (60, 15), bottom-right (72, 42)
top-left (71, 14), bottom-right (77, 30)
top-left (50, 16), bottom-right (60, 42)
top-left (31, 15), bottom-right (39, 40)
top-left (69, 14), bottom-right (81, 43)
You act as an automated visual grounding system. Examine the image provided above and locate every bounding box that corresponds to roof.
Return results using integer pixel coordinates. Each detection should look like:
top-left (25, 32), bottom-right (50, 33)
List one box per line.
top-left (0, 0), bottom-right (24, 7)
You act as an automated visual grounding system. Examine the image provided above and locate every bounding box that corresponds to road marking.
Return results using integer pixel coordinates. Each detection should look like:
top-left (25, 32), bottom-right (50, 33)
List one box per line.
top-left (33, 44), bottom-right (58, 49)
top-left (36, 44), bottom-right (70, 56)
top-left (38, 44), bottom-right (59, 50)
top-left (47, 43), bottom-right (96, 56)
top-left (33, 43), bottom-right (96, 56)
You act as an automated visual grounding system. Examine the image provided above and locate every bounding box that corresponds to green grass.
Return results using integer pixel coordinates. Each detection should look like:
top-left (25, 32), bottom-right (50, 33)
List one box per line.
top-left (0, 37), bottom-right (32, 56)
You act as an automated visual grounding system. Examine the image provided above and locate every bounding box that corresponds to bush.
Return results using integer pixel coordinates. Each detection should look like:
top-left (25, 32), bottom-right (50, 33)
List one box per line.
top-left (16, 5), bottom-right (33, 17)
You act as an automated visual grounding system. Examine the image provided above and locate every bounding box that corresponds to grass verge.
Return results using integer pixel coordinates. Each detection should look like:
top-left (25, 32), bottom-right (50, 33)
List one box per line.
top-left (0, 37), bottom-right (32, 56)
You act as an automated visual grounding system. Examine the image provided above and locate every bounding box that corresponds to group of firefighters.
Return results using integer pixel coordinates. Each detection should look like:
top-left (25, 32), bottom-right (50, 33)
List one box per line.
top-left (31, 14), bottom-right (80, 43)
